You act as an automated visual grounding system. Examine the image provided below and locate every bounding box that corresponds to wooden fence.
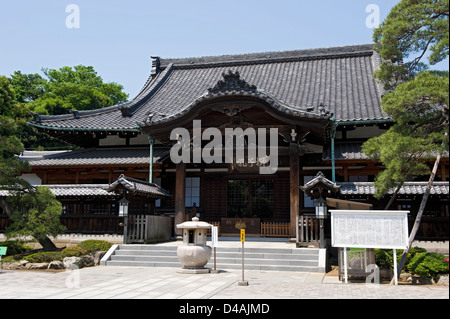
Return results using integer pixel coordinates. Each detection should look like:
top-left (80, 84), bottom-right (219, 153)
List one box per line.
top-left (127, 215), bottom-right (172, 243)
top-left (296, 215), bottom-right (319, 247)
top-left (261, 222), bottom-right (290, 237)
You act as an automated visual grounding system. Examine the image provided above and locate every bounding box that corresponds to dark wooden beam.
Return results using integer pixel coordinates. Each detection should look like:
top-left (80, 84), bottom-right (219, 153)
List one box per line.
top-left (174, 162), bottom-right (186, 238)
top-left (289, 145), bottom-right (300, 237)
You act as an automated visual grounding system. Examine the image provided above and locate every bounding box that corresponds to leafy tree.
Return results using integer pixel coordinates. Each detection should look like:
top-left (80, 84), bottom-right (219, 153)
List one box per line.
top-left (0, 115), bottom-right (30, 190)
top-left (35, 65), bottom-right (128, 115)
top-left (5, 186), bottom-right (66, 251)
top-left (9, 71), bottom-right (46, 103)
top-left (362, 71), bottom-right (449, 199)
top-left (362, 0), bottom-right (449, 283)
top-left (0, 76), bottom-right (16, 116)
top-left (0, 116), bottom-right (64, 251)
top-left (373, 0), bottom-right (449, 91)
top-left (2, 64), bottom-right (129, 149)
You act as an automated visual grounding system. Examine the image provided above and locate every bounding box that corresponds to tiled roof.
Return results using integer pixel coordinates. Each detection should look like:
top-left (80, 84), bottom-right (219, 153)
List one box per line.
top-left (105, 174), bottom-right (170, 198)
top-left (338, 182), bottom-right (449, 196)
top-left (29, 44), bottom-right (387, 131)
top-left (322, 143), bottom-right (368, 161)
top-left (1, 179), bottom-right (171, 198)
top-left (46, 184), bottom-right (115, 197)
top-left (301, 171), bottom-right (341, 198)
top-left (0, 185), bottom-right (117, 198)
top-left (21, 147), bottom-right (169, 167)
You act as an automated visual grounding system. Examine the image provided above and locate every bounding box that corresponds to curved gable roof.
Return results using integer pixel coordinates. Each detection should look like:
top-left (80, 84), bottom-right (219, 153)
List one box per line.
top-left (29, 44), bottom-right (388, 132)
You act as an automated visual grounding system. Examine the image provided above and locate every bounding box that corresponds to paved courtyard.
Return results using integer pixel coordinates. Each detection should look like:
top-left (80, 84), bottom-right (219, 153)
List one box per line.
top-left (0, 265), bottom-right (447, 300)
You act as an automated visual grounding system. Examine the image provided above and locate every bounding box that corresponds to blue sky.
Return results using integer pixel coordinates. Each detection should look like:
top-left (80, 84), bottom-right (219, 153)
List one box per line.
top-left (0, 0), bottom-right (448, 98)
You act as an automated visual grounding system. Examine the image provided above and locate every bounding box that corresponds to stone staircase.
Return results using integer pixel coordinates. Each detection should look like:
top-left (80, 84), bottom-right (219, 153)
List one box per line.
top-left (101, 243), bottom-right (323, 272)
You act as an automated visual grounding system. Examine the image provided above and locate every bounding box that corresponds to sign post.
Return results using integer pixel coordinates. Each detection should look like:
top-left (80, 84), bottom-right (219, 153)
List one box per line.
top-left (238, 229), bottom-right (248, 286)
top-left (0, 246), bottom-right (7, 274)
top-left (211, 226), bottom-right (219, 273)
top-left (330, 210), bottom-right (409, 285)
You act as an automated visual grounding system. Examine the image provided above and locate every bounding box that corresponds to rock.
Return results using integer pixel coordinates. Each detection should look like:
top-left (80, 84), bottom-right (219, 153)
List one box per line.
top-left (380, 268), bottom-right (393, 280)
top-left (26, 263), bottom-right (49, 270)
top-left (63, 256), bottom-right (83, 269)
top-left (80, 255), bottom-right (94, 268)
top-left (2, 262), bottom-right (21, 270)
top-left (93, 251), bottom-right (106, 266)
top-left (399, 272), bottom-right (411, 282)
top-left (436, 274), bottom-right (449, 286)
top-left (48, 260), bottom-right (64, 270)
top-left (412, 276), bottom-right (435, 285)
top-left (19, 260), bottom-right (29, 268)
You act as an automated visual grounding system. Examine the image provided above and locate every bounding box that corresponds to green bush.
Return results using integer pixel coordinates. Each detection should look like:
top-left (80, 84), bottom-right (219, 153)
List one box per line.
top-left (375, 247), bottom-right (426, 270)
top-left (24, 251), bottom-right (63, 263)
top-left (407, 252), bottom-right (448, 280)
top-left (76, 240), bottom-right (113, 253)
top-left (61, 247), bottom-right (88, 257)
top-left (0, 240), bottom-right (34, 256)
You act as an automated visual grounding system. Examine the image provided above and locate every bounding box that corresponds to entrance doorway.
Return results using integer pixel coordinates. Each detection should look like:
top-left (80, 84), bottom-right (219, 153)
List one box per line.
top-left (227, 180), bottom-right (273, 219)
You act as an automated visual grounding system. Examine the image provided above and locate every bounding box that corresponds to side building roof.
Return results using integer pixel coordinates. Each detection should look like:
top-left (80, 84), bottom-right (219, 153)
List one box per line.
top-left (19, 147), bottom-right (170, 168)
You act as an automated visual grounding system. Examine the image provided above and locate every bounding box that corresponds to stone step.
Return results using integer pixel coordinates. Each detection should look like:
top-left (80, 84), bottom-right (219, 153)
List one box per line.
top-left (102, 243), bottom-right (322, 272)
top-left (113, 248), bottom-right (318, 260)
top-left (109, 254), bottom-right (317, 266)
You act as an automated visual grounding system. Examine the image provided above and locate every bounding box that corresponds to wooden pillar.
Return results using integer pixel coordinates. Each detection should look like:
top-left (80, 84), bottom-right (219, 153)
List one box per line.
top-left (175, 162), bottom-right (186, 238)
top-left (290, 146), bottom-right (300, 238)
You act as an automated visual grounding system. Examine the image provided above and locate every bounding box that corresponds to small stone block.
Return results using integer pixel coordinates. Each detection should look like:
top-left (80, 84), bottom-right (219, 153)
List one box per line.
top-left (177, 268), bottom-right (211, 274)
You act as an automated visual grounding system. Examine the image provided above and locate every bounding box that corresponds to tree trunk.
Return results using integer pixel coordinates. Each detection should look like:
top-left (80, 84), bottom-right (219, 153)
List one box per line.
top-left (390, 154), bottom-right (441, 284)
top-left (38, 236), bottom-right (58, 251)
top-left (384, 183), bottom-right (403, 210)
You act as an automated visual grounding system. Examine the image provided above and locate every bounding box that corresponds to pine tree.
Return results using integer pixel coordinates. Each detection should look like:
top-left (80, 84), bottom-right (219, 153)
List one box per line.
top-left (362, 0), bottom-right (449, 283)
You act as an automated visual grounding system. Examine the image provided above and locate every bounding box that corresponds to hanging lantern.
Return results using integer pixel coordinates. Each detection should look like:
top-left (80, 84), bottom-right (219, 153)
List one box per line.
top-left (118, 197), bottom-right (129, 217)
top-left (315, 197), bottom-right (328, 219)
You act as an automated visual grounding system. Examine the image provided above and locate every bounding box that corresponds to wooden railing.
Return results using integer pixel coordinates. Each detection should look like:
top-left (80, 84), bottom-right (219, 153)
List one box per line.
top-left (261, 222), bottom-right (290, 237)
top-left (127, 215), bottom-right (147, 243)
top-left (296, 215), bottom-right (319, 247)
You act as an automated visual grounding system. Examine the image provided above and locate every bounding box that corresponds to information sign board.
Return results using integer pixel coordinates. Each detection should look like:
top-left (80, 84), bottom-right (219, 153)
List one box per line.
top-left (240, 229), bottom-right (245, 242)
top-left (330, 210), bottom-right (409, 249)
top-left (0, 247), bottom-right (7, 256)
top-left (211, 226), bottom-right (218, 248)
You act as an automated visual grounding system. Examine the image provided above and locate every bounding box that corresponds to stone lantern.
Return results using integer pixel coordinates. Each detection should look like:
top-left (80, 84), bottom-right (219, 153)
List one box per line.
top-left (176, 217), bottom-right (213, 273)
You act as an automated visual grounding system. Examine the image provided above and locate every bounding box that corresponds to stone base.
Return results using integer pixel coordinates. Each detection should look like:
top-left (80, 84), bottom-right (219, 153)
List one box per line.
top-left (177, 267), bottom-right (211, 274)
top-left (238, 281), bottom-right (249, 286)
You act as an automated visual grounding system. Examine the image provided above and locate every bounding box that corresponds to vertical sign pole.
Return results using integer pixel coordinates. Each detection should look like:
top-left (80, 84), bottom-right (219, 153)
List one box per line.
top-left (242, 239), bottom-right (244, 281)
top-left (393, 249), bottom-right (398, 286)
top-left (238, 229), bottom-right (248, 286)
top-left (211, 226), bottom-right (218, 273)
top-left (343, 247), bottom-right (348, 284)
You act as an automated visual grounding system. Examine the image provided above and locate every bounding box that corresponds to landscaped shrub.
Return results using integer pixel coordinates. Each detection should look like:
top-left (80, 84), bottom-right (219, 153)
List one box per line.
top-left (76, 240), bottom-right (113, 253)
top-left (61, 247), bottom-right (88, 257)
top-left (375, 247), bottom-right (426, 270)
top-left (24, 251), bottom-right (63, 263)
top-left (407, 252), bottom-right (448, 280)
top-left (0, 240), bottom-right (34, 256)
top-left (3, 239), bottom-right (114, 266)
